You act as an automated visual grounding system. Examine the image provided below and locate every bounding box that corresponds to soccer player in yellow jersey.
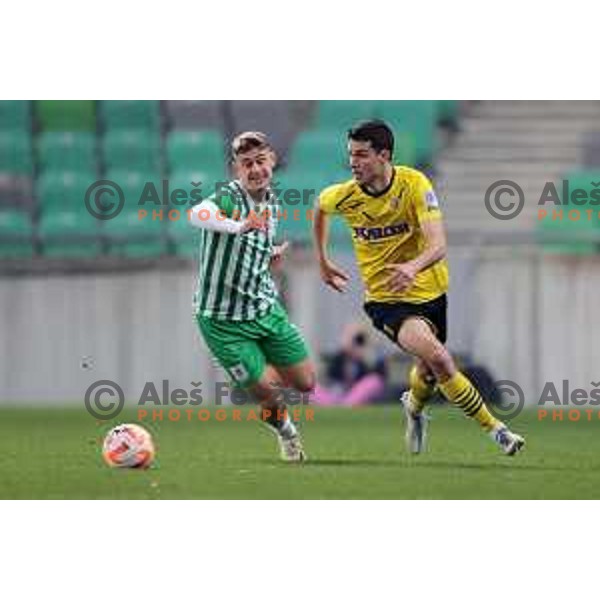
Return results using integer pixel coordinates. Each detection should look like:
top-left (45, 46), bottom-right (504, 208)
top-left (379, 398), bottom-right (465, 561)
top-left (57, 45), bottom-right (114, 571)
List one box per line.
top-left (314, 120), bottom-right (524, 455)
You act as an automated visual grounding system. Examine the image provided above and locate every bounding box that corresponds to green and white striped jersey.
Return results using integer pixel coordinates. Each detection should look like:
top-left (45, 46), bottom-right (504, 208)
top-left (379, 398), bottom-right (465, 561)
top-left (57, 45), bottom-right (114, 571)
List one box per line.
top-left (193, 180), bottom-right (279, 321)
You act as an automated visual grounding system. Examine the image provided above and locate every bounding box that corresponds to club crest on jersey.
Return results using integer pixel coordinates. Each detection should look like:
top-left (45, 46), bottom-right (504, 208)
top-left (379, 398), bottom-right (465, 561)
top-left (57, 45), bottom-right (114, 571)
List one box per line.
top-left (229, 363), bottom-right (250, 384)
top-left (390, 196), bottom-right (401, 210)
top-left (353, 222), bottom-right (410, 241)
top-left (426, 191), bottom-right (440, 210)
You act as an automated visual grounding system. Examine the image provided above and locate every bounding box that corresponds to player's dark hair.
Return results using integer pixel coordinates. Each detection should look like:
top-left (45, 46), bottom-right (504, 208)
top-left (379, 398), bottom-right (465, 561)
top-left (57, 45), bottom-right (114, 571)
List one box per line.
top-left (348, 119), bottom-right (394, 158)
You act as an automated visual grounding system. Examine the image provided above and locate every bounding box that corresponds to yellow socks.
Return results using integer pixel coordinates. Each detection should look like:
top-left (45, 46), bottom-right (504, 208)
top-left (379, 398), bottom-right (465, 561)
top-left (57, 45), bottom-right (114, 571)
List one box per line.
top-left (406, 367), bottom-right (503, 434)
top-left (407, 365), bottom-right (436, 414)
top-left (438, 371), bottom-right (501, 432)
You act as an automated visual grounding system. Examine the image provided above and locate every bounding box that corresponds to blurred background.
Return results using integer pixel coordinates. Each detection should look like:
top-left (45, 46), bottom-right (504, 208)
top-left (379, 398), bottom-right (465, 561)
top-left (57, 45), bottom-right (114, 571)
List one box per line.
top-left (0, 100), bottom-right (599, 406)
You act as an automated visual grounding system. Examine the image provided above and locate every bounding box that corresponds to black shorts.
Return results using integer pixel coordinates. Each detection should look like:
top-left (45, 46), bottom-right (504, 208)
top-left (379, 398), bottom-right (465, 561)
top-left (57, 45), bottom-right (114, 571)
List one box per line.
top-left (364, 294), bottom-right (447, 345)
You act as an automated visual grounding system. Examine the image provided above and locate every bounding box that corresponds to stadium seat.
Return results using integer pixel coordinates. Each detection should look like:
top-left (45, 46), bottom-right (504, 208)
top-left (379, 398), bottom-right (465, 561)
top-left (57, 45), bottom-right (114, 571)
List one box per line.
top-left (286, 131), bottom-right (348, 173)
top-left (168, 212), bottom-right (199, 256)
top-left (275, 172), bottom-right (352, 248)
top-left (169, 168), bottom-right (227, 205)
top-left (104, 169), bottom-right (163, 211)
top-left (37, 132), bottom-right (97, 173)
top-left (104, 206), bottom-right (166, 258)
top-left (0, 209), bottom-right (34, 257)
top-left (372, 101), bottom-right (437, 166)
top-left (166, 130), bottom-right (226, 174)
top-left (287, 129), bottom-right (417, 171)
top-left (436, 100), bottom-right (460, 127)
top-left (37, 170), bottom-right (97, 213)
top-left (314, 101), bottom-right (375, 131)
top-left (99, 100), bottom-right (161, 132)
top-left (102, 130), bottom-right (161, 172)
top-left (165, 101), bottom-right (225, 131)
top-left (536, 172), bottom-right (600, 255)
top-left (0, 101), bottom-right (31, 132)
top-left (36, 101), bottom-right (96, 131)
top-left (38, 208), bottom-right (101, 257)
top-left (0, 131), bottom-right (33, 175)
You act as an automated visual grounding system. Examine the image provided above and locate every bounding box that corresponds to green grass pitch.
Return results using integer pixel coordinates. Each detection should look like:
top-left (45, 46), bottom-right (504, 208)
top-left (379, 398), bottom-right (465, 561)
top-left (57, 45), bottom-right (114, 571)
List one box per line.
top-left (1, 405), bottom-right (599, 499)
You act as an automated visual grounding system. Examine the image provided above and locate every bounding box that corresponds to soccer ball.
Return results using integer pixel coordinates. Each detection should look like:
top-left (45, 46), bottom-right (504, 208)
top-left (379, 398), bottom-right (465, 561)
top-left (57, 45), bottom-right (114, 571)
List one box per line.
top-left (102, 423), bottom-right (155, 469)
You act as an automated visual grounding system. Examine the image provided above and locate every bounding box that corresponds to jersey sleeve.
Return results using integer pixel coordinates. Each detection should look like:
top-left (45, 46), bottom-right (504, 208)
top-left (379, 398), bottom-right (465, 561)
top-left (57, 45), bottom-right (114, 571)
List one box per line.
top-left (317, 184), bottom-right (341, 215)
top-left (411, 171), bottom-right (443, 224)
top-left (207, 184), bottom-right (240, 218)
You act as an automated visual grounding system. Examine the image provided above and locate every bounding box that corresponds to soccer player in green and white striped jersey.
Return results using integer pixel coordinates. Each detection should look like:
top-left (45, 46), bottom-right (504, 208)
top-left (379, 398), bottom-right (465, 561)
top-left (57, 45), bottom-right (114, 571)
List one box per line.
top-left (189, 131), bottom-right (315, 462)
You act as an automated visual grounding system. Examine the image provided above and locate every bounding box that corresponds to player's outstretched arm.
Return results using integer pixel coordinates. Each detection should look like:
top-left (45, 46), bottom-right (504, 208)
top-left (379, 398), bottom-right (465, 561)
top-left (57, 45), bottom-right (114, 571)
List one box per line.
top-left (313, 206), bottom-right (349, 293)
top-left (189, 200), bottom-right (267, 234)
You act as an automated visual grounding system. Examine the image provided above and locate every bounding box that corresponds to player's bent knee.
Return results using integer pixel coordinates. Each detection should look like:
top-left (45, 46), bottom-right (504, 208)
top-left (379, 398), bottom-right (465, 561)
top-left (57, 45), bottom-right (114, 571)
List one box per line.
top-left (295, 372), bottom-right (316, 394)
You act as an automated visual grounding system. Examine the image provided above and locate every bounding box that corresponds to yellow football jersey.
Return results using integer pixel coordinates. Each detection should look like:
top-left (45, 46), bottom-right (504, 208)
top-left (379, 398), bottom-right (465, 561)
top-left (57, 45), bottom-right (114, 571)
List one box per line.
top-left (318, 166), bottom-right (449, 304)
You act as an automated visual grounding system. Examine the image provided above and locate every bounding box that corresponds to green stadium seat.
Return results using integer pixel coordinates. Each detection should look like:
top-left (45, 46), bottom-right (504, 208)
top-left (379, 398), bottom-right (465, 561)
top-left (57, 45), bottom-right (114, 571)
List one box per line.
top-left (0, 101), bottom-right (31, 132)
top-left (0, 209), bottom-right (34, 257)
top-left (37, 170), bottom-right (97, 213)
top-left (372, 101), bottom-right (436, 166)
top-left (436, 100), bottom-right (460, 127)
top-left (170, 169), bottom-right (227, 205)
top-left (99, 100), bottom-right (161, 131)
top-left (275, 171), bottom-right (352, 248)
top-left (315, 101), bottom-right (375, 131)
top-left (168, 212), bottom-right (199, 256)
top-left (166, 130), bottom-right (226, 174)
top-left (286, 131), bottom-right (348, 173)
top-left (102, 172), bottom-right (165, 250)
top-left (392, 132), bottom-right (417, 166)
top-left (102, 130), bottom-right (161, 172)
top-left (36, 101), bottom-right (96, 131)
top-left (39, 208), bottom-right (101, 257)
top-left (105, 169), bottom-right (163, 212)
top-left (104, 206), bottom-right (165, 257)
top-left (536, 172), bottom-right (600, 255)
top-left (0, 131), bottom-right (33, 175)
top-left (37, 132), bottom-right (97, 173)
top-left (290, 129), bottom-right (416, 170)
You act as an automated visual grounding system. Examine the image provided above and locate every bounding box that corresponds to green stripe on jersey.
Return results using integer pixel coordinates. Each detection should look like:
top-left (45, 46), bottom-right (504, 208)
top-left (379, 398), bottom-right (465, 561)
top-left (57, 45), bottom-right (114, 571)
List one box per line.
top-left (195, 180), bottom-right (279, 321)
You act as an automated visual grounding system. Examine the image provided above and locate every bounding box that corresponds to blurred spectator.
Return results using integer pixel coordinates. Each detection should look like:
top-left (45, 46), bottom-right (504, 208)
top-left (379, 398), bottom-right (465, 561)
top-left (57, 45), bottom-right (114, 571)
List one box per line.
top-left (314, 323), bottom-right (387, 406)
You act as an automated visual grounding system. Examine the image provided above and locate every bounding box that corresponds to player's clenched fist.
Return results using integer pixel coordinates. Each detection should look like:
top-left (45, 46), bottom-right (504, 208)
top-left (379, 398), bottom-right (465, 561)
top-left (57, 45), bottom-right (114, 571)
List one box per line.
top-left (240, 210), bottom-right (269, 233)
